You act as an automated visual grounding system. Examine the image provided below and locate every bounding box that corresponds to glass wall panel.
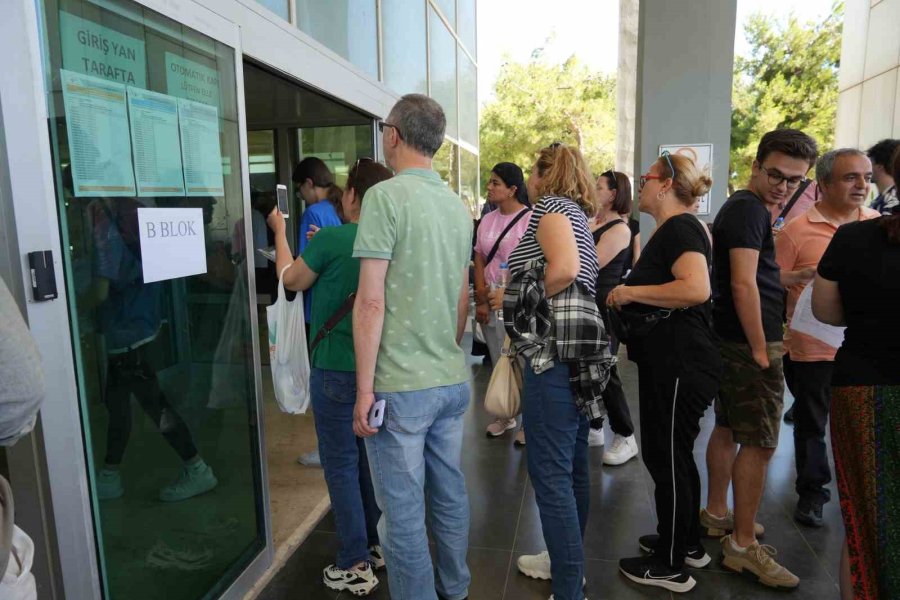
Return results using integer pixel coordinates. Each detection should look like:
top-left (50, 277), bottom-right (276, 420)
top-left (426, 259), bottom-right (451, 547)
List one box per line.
top-left (459, 147), bottom-right (479, 217)
top-left (429, 7), bottom-right (458, 138)
top-left (37, 0), bottom-right (266, 598)
top-left (295, 0), bottom-right (378, 79)
top-left (253, 0), bottom-right (289, 20)
top-left (434, 141), bottom-right (460, 193)
top-left (457, 0), bottom-right (476, 58)
top-left (433, 0), bottom-right (456, 28)
top-left (382, 0), bottom-right (427, 95)
top-left (458, 50), bottom-right (478, 146)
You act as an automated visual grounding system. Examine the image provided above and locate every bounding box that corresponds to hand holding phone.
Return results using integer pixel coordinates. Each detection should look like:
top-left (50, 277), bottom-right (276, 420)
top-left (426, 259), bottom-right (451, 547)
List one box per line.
top-left (276, 184), bottom-right (289, 218)
top-left (368, 399), bottom-right (386, 429)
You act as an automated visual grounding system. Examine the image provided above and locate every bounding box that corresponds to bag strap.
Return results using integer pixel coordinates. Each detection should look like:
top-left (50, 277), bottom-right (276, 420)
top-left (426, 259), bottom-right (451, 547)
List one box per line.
top-left (777, 179), bottom-right (812, 222)
top-left (310, 293), bottom-right (356, 353)
top-left (484, 208), bottom-right (531, 266)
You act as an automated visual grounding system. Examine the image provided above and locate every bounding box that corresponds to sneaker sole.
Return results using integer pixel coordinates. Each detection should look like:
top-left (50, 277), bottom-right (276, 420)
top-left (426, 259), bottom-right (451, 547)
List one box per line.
top-left (323, 579), bottom-right (379, 596)
top-left (701, 523), bottom-right (765, 538)
top-left (721, 555), bottom-right (800, 589)
top-left (486, 425), bottom-right (516, 438)
top-left (517, 565), bottom-right (551, 580)
top-left (638, 542), bottom-right (711, 569)
top-left (619, 568), bottom-right (697, 593)
top-left (602, 451), bottom-right (638, 466)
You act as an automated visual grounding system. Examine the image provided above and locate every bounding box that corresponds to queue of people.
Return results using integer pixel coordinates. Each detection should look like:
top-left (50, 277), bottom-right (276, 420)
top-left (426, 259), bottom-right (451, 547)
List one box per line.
top-left (268, 93), bottom-right (899, 600)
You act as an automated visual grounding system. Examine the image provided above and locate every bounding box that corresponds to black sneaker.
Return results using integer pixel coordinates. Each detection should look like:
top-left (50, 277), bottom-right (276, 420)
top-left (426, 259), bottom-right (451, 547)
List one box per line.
top-left (783, 405), bottom-right (795, 424)
top-left (619, 555), bottom-right (696, 593)
top-left (638, 534), bottom-right (711, 568)
top-left (794, 499), bottom-right (824, 527)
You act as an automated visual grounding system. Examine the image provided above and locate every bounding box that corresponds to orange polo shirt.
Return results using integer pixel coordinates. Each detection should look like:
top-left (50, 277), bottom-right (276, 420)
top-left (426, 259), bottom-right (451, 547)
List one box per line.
top-left (775, 203), bottom-right (881, 361)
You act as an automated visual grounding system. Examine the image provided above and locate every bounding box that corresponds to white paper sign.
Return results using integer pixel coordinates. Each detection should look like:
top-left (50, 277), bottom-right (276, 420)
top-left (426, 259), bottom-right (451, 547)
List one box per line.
top-left (790, 282), bottom-right (845, 349)
top-left (138, 208), bottom-right (207, 283)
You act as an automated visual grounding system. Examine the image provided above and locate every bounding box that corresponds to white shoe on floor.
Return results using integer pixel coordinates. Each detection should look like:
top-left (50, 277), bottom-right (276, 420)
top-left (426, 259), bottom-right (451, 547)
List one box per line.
top-left (602, 434), bottom-right (638, 466)
top-left (323, 562), bottom-right (379, 596)
top-left (518, 551), bottom-right (552, 580)
top-left (368, 545), bottom-right (385, 570)
top-left (588, 427), bottom-right (605, 447)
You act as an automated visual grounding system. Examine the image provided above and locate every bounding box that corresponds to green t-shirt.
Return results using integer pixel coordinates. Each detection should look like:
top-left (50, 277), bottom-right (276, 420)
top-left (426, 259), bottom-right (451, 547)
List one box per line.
top-left (353, 168), bottom-right (473, 392)
top-left (303, 223), bottom-right (359, 372)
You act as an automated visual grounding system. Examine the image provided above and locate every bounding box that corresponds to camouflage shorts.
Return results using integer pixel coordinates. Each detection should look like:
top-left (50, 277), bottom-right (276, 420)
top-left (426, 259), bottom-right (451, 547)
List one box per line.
top-left (714, 341), bottom-right (785, 448)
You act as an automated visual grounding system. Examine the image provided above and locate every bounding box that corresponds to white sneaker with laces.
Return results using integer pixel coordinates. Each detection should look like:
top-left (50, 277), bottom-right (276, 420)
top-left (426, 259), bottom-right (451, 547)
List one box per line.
top-left (588, 428), bottom-right (605, 447)
top-left (517, 551), bottom-right (552, 580)
top-left (602, 434), bottom-right (638, 466)
top-left (323, 562), bottom-right (379, 596)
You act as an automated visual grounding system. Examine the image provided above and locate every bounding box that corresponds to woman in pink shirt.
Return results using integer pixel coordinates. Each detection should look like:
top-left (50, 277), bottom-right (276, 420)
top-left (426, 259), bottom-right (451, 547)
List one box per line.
top-left (474, 163), bottom-right (531, 439)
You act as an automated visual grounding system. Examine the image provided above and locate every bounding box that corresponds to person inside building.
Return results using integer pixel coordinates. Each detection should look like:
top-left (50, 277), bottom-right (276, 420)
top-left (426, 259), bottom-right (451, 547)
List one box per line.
top-left (812, 145), bottom-right (900, 600)
top-left (776, 148), bottom-right (880, 529)
top-left (587, 170), bottom-right (639, 466)
top-left (475, 162), bottom-right (531, 441)
top-left (704, 129), bottom-right (817, 590)
top-left (352, 94), bottom-right (474, 600)
top-left (268, 159), bottom-right (393, 597)
top-left (866, 138), bottom-right (899, 215)
top-left (608, 152), bottom-right (720, 593)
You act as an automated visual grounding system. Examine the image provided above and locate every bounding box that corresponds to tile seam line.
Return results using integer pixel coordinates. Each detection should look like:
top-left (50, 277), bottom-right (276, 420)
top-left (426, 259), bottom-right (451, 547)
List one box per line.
top-left (500, 471), bottom-right (530, 600)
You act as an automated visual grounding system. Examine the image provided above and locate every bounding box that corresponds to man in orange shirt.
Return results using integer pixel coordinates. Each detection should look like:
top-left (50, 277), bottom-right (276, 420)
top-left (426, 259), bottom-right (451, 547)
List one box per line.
top-left (775, 148), bottom-right (880, 527)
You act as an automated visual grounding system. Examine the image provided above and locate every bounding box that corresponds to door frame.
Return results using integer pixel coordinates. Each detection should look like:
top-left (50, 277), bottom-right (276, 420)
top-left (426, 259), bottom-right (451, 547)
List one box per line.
top-left (0, 0), bottom-right (273, 598)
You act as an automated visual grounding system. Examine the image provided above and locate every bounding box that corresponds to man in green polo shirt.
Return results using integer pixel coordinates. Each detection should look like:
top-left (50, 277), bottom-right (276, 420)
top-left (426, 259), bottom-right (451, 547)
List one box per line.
top-left (352, 94), bottom-right (473, 600)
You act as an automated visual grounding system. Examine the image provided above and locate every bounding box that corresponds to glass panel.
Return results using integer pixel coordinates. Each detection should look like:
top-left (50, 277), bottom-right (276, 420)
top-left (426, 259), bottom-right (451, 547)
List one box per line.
top-left (298, 125), bottom-right (374, 189)
top-left (457, 0), bottom-right (476, 58)
top-left (248, 130), bottom-right (277, 191)
top-left (382, 0), bottom-right (427, 95)
top-left (433, 0), bottom-right (456, 29)
top-left (294, 0), bottom-right (378, 79)
top-left (459, 147), bottom-right (479, 217)
top-left (253, 0), bottom-right (289, 20)
top-left (429, 7), bottom-right (458, 138)
top-left (458, 50), bottom-right (478, 146)
top-left (37, 1), bottom-right (266, 598)
top-left (434, 140), bottom-right (459, 193)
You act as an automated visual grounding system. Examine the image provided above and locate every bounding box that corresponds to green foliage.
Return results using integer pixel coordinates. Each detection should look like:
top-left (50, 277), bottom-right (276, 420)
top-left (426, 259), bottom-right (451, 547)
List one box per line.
top-left (478, 55), bottom-right (617, 198)
top-left (730, 2), bottom-right (843, 190)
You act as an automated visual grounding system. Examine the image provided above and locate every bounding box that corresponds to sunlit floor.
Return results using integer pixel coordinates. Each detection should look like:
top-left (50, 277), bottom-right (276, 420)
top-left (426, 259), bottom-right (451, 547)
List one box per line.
top-left (259, 338), bottom-right (843, 600)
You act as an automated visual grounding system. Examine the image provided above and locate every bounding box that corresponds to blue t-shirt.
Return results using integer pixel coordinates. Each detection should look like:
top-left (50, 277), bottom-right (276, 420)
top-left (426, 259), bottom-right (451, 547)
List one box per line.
top-left (299, 200), bottom-right (342, 322)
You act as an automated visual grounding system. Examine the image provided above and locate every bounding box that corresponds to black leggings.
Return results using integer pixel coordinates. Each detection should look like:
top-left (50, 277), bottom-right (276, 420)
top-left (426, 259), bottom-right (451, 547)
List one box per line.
top-left (590, 306), bottom-right (635, 436)
top-left (104, 347), bottom-right (197, 466)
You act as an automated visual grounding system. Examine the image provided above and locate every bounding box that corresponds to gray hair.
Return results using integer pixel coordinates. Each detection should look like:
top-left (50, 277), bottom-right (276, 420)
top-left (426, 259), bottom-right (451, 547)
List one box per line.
top-left (816, 148), bottom-right (868, 183)
top-left (387, 94), bottom-right (446, 158)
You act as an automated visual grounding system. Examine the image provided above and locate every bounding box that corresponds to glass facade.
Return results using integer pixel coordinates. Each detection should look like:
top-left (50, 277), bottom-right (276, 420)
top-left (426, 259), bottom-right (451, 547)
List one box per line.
top-left (429, 6), bottom-right (459, 139)
top-left (458, 0), bottom-right (477, 58)
top-left (459, 52), bottom-right (478, 146)
top-left (382, 0), bottom-right (427, 95)
top-left (254, 0), bottom-right (289, 20)
top-left (294, 0), bottom-right (379, 79)
top-left (36, 0), bottom-right (266, 598)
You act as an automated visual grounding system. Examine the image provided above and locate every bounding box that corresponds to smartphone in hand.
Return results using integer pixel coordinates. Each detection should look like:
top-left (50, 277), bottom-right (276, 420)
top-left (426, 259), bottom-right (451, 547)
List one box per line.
top-left (368, 398), bottom-right (386, 429)
top-left (276, 184), bottom-right (289, 218)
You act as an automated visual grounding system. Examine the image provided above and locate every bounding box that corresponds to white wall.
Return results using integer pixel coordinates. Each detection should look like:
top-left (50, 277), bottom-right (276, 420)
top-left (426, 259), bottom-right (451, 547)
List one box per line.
top-left (835, 0), bottom-right (900, 149)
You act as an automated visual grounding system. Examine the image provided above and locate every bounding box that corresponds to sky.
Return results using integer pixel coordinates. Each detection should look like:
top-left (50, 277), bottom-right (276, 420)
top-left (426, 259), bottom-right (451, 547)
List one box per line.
top-left (476, 0), bottom-right (837, 106)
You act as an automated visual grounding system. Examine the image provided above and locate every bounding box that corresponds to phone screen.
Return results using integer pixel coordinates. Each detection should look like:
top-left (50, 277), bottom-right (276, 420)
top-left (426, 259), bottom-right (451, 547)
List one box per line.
top-left (276, 184), bottom-right (289, 218)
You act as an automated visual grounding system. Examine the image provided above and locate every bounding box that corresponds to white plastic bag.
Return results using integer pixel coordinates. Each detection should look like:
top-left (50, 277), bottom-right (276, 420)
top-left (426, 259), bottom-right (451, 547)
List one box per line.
top-left (266, 266), bottom-right (310, 414)
top-left (0, 526), bottom-right (37, 600)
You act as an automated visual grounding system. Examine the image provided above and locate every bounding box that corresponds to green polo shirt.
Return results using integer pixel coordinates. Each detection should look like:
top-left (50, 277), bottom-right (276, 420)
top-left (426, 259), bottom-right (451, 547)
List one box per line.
top-left (353, 168), bottom-right (473, 392)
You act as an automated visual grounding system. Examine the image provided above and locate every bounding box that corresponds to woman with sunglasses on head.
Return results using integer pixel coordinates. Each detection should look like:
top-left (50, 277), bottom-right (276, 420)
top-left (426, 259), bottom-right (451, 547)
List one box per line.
top-left (268, 159), bottom-right (393, 597)
top-left (607, 153), bottom-right (722, 593)
top-left (587, 170), bottom-right (639, 465)
top-left (490, 143), bottom-right (601, 600)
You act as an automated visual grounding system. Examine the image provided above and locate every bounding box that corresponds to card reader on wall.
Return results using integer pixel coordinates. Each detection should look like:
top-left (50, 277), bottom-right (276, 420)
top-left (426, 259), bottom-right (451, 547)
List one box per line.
top-left (28, 250), bottom-right (58, 301)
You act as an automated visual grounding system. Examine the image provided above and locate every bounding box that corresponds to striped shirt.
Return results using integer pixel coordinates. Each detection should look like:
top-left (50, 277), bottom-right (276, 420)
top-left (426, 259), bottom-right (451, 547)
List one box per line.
top-left (507, 196), bottom-right (600, 295)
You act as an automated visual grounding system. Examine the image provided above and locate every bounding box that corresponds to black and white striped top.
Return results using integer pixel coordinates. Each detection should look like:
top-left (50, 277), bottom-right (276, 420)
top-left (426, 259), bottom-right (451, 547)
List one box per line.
top-left (507, 196), bottom-right (600, 295)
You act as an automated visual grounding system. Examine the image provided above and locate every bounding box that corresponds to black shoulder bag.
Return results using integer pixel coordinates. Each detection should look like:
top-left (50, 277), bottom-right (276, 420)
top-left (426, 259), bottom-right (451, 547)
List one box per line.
top-left (310, 293), bottom-right (356, 353)
top-left (777, 179), bottom-right (813, 222)
top-left (484, 208), bottom-right (531, 266)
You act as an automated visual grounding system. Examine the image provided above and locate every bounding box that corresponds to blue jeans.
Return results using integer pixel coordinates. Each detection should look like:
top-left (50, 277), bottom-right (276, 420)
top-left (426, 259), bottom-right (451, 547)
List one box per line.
top-left (365, 382), bottom-right (472, 600)
top-left (522, 361), bottom-right (590, 600)
top-left (311, 368), bottom-right (381, 569)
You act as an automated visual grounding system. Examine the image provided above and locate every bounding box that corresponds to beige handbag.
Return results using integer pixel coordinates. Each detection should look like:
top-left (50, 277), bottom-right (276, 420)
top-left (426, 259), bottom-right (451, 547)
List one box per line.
top-left (484, 336), bottom-right (523, 419)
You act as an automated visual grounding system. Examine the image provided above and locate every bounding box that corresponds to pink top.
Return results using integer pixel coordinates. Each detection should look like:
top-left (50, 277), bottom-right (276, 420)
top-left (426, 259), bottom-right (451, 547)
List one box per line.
top-left (475, 207), bottom-right (530, 285)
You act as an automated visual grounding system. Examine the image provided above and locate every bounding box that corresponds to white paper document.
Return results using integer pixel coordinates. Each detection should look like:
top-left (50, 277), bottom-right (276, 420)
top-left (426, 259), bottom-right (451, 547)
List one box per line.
top-left (789, 283), bottom-right (845, 349)
top-left (177, 98), bottom-right (225, 196)
top-left (138, 207), bottom-right (207, 283)
top-left (127, 87), bottom-right (185, 197)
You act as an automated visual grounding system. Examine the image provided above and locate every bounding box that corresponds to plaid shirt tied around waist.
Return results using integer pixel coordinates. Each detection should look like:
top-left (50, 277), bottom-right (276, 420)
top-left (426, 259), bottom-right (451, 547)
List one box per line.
top-left (502, 260), bottom-right (615, 420)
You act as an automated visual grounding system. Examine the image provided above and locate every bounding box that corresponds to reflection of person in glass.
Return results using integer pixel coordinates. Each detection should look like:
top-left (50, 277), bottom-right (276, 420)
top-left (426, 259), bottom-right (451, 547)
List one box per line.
top-left (84, 197), bottom-right (217, 502)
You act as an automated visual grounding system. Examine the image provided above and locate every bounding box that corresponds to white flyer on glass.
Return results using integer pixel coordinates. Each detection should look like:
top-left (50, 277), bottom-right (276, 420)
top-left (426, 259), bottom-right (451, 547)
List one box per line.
top-left (177, 98), bottom-right (225, 196)
top-left (138, 208), bottom-right (207, 283)
top-left (789, 282), bottom-right (845, 349)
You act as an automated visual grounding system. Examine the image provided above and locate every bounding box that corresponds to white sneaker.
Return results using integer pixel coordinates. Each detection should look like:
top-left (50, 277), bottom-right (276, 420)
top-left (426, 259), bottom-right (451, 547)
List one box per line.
top-left (323, 562), bottom-right (379, 596)
top-left (602, 434), bottom-right (638, 466)
top-left (368, 545), bottom-right (385, 570)
top-left (588, 427), bottom-right (605, 447)
top-left (518, 551), bottom-right (552, 580)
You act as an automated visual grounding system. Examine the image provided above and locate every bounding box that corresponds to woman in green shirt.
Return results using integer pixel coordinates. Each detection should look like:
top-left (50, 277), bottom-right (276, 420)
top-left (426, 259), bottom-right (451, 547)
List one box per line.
top-left (268, 159), bottom-right (392, 596)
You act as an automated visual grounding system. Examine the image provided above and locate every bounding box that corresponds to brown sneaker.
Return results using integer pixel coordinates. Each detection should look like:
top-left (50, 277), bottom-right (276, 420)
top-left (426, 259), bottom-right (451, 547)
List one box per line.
top-left (514, 428), bottom-right (526, 446)
top-left (486, 418), bottom-right (517, 437)
top-left (700, 508), bottom-right (765, 538)
top-left (720, 535), bottom-right (799, 589)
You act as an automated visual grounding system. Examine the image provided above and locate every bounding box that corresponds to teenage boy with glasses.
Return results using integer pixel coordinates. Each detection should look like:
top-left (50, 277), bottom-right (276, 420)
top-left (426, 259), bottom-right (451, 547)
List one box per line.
top-left (703, 129), bottom-right (818, 590)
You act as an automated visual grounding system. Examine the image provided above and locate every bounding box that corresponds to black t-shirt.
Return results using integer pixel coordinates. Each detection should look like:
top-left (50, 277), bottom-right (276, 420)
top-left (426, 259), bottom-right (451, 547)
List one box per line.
top-left (818, 219), bottom-right (900, 385)
top-left (712, 190), bottom-right (784, 343)
top-left (624, 214), bottom-right (720, 382)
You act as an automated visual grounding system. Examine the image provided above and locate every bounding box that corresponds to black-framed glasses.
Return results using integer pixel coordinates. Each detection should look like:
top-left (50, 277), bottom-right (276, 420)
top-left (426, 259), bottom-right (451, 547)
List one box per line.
top-left (378, 121), bottom-right (404, 141)
top-left (660, 150), bottom-right (675, 179)
top-left (602, 169), bottom-right (618, 189)
top-left (759, 165), bottom-right (806, 190)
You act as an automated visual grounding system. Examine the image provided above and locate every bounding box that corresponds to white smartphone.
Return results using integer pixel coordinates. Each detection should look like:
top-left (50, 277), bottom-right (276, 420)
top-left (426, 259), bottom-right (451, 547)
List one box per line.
top-left (368, 398), bottom-right (386, 429)
top-left (276, 184), bottom-right (289, 218)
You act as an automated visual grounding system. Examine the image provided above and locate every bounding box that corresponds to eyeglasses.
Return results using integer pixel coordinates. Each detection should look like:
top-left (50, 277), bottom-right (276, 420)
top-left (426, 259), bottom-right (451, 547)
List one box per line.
top-left (639, 173), bottom-right (663, 190)
top-left (759, 165), bottom-right (806, 190)
top-left (378, 121), bottom-right (404, 141)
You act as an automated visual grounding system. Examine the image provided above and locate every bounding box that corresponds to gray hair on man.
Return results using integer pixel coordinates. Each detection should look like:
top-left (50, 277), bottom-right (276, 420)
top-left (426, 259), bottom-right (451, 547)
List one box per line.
top-left (387, 94), bottom-right (446, 158)
top-left (816, 148), bottom-right (868, 183)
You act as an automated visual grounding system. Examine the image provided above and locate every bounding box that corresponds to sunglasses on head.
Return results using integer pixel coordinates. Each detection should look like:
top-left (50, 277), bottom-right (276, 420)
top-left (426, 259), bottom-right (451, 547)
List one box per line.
top-left (602, 170), bottom-right (618, 190)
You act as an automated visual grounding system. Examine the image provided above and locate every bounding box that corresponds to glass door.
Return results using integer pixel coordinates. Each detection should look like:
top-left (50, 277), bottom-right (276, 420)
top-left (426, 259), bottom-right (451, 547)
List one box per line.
top-left (35, 0), bottom-right (268, 598)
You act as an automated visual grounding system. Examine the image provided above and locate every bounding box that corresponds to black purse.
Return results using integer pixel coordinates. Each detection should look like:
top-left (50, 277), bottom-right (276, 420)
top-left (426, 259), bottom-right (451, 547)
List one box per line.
top-left (607, 307), bottom-right (673, 344)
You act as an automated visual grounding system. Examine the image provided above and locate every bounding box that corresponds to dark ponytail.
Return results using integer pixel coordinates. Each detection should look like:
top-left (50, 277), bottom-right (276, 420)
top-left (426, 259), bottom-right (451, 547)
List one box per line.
top-left (491, 162), bottom-right (530, 207)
